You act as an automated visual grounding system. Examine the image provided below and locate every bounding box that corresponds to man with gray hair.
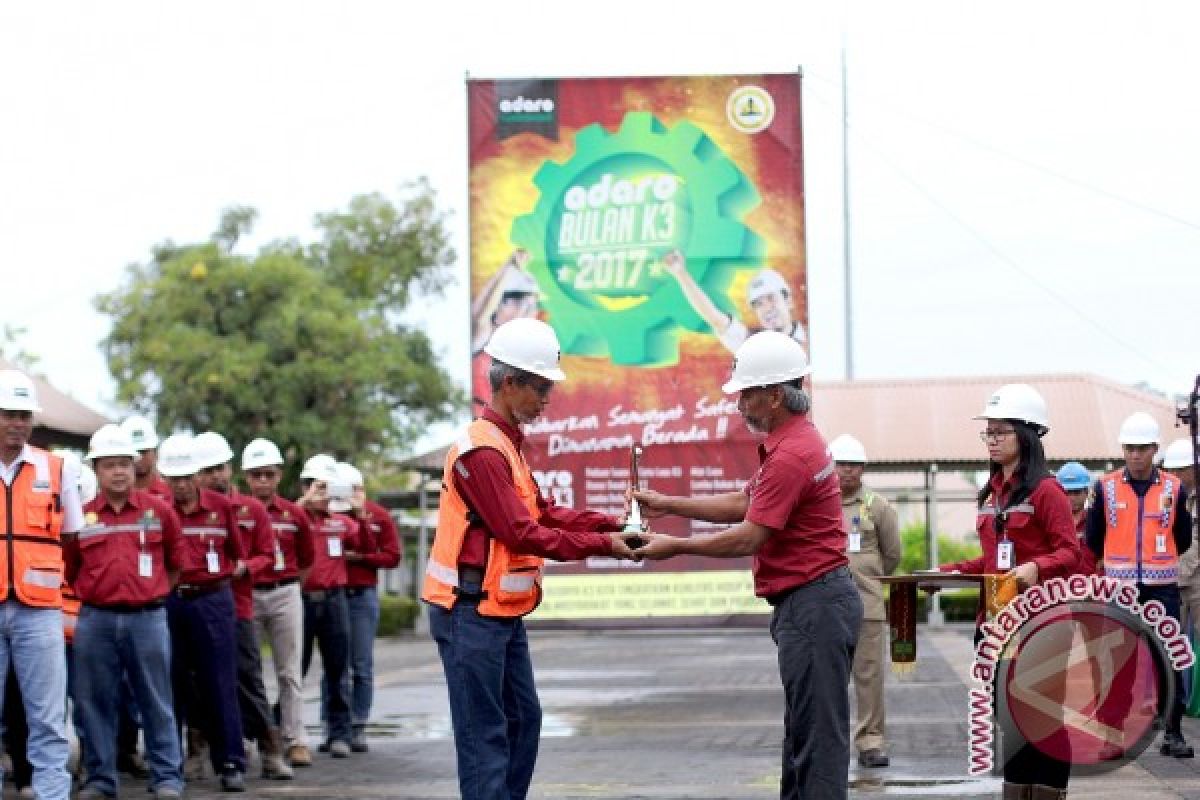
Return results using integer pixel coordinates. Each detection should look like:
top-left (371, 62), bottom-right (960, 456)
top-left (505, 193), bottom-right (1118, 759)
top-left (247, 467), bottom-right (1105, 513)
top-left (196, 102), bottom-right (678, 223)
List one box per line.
top-left (633, 331), bottom-right (862, 800)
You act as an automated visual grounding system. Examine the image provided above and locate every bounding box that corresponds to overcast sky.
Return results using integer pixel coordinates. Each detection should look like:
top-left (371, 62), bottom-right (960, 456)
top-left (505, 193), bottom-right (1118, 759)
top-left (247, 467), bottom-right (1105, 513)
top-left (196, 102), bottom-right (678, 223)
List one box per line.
top-left (3, 1), bottom-right (1197, 451)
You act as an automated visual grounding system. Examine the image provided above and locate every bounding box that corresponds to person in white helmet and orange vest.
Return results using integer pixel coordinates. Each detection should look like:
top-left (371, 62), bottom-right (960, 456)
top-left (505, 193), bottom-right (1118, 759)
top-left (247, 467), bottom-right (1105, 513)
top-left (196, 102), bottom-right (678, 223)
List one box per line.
top-left (424, 317), bottom-right (638, 800)
top-left (1085, 412), bottom-right (1194, 759)
top-left (1163, 438), bottom-right (1200, 638)
top-left (661, 250), bottom-right (809, 354)
top-left (828, 433), bottom-right (900, 770)
top-left (633, 331), bottom-right (861, 800)
top-left (121, 416), bottom-right (170, 502)
top-left (0, 368), bottom-right (84, 800)
top-left (242, 438), bottom-right (316, 768)
top-left (66, 424), bottom-right (186, 800)
top-left (192, 431), bottom-right (293, 781)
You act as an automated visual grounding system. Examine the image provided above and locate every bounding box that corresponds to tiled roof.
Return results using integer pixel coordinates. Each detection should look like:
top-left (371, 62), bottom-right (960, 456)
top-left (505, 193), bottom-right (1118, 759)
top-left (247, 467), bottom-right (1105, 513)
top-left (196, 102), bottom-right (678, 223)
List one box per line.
top-left (812, 373), bottom-right (1185, 466)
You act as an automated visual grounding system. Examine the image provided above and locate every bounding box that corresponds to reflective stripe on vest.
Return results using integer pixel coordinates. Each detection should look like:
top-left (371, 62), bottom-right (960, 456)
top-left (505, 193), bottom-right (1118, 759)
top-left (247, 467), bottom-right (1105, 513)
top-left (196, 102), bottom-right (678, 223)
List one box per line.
top-left (421, 418), bottom-right (544, 617)
top-left (1101, 469), bottom-right (1180, 585)
top-left (0, 447), bottom-right (66, 609)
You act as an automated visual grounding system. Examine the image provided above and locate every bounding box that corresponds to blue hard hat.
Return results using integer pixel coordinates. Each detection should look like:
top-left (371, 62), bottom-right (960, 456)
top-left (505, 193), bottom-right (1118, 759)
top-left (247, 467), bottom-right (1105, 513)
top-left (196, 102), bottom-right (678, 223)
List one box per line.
top-left (1056, 461), bottom-right (1091, 491)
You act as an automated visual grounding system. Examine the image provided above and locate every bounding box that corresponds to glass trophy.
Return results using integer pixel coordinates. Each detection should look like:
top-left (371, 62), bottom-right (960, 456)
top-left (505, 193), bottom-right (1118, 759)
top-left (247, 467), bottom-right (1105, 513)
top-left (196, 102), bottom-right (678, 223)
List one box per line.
top-left (623, 444), bottom-right (647, 549)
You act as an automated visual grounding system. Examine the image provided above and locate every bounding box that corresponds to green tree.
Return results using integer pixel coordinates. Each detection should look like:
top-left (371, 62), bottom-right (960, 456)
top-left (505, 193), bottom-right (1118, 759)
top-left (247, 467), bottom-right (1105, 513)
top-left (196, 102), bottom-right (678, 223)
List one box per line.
top-left (1, 325), bottom-right (41, 373)
top-left (95, 181), bottom-right (462, 491)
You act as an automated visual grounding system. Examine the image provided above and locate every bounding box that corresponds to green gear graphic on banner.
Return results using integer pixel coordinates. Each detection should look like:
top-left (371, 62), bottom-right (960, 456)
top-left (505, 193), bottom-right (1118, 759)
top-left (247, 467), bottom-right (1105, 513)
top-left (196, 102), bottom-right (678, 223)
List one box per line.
top-left (511, 112), bottom-right (765, 366)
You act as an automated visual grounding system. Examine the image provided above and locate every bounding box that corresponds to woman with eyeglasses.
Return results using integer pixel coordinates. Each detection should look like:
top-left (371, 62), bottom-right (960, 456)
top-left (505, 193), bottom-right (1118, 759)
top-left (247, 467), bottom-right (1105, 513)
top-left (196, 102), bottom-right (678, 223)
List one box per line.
top-left (939, 383), bottom-right (1079, 800)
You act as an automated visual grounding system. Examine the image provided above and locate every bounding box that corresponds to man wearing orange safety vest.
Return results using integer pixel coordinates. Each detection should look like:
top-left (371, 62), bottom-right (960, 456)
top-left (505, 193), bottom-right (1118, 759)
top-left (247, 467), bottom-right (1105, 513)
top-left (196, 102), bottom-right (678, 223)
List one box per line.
top-left (423, 318), bottom-right (638, 800)
top-left (0, 369), bottom-right (85, 800)
top-left (1086, 412), bottom-right (1194, 758)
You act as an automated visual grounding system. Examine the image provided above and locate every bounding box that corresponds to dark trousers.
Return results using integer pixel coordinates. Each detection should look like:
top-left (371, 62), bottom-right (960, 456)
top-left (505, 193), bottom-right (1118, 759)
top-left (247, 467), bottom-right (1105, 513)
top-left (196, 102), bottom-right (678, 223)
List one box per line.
top-left (429, 595), bottom-right (542, 800)
top-left (769, 567), bottom-right (862, 800)
top-left (236, 618), bottom-right (274, 742)
top-left (167, 587), bottom-right (245, 772)
top-left (3, 662), bottom-right (32, 790)
top-left (1140, 583), bottom-right (1188, 734)
top-left (301, 589), bottom-right (351, 744)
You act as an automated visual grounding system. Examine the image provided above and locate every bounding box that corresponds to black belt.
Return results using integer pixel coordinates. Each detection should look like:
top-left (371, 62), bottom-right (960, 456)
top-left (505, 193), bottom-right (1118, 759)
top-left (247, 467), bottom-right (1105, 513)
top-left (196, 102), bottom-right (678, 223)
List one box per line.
top-left (174, 579), bottom-right (230, 600)
top-left (766, 565), bottom-right (852, 607)
top-left (84, 601), bottom-right (165, 613)
top-left (254, 577), bottom-right (299, 591)
top-left (345, 586), bottom-right (374, 597)
top-left (304, 587), bottom-right (344, 602)
top-left (459, 565), bottom-right (485, 584)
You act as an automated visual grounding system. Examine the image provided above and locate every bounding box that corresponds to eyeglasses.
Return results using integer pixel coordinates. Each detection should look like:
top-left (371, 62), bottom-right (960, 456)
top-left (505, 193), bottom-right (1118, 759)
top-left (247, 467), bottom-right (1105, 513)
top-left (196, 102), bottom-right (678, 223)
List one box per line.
top-left (978, 429), bottom-right (1017, 442)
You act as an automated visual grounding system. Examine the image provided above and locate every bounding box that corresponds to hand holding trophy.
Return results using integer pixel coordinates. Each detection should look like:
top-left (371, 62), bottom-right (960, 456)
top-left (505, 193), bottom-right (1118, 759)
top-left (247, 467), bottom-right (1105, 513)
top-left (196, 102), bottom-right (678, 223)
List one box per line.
top-left (623, 445), bottom-right (648, 550)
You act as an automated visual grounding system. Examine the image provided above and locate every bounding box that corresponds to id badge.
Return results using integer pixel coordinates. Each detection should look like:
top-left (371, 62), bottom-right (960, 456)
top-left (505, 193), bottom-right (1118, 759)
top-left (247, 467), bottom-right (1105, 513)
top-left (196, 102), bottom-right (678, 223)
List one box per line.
top-left (138, 553), bottom-right (153, 578)
top-left (848, 532), bottom-right (862, 553)
top-left (997, 540), bottom-right (1014, 571)
top-left (273, 541), bottom-right (286, 572)
top-left (206, 550), bottom-right (221, 574)
top-left (327, 536), bottom-right (343, 558)
top-left (1157, 533), bottom-right (1167, 554)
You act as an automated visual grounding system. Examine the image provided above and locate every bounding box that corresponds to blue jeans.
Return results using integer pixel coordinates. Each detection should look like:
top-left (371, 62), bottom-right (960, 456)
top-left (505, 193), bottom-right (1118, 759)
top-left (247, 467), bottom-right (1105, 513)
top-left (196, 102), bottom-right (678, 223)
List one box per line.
top-left (73, 605), bottom-right (183, 795)
top-left (769, 567), bottom-right (863, 800)
top-left (302, 589), bottom-right (352, 744)
top-left (0, 602), bottom-right (70, 800)
top-left (429, 595), bottom-right (541, 800)
top-left (346, 586), bottom-right (380, 726)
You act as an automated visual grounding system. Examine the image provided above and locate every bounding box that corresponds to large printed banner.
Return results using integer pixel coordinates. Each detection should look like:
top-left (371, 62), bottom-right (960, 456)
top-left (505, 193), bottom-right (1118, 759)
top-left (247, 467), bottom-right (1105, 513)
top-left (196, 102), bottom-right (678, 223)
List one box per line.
top-left (468, 74), bottom-right (805, 623)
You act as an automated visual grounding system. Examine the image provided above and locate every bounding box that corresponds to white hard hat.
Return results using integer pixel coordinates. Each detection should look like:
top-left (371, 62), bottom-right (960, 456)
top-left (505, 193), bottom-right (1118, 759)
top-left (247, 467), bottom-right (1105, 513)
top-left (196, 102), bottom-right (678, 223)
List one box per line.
top-left (241, 438), bottom-right (284, 471)
top-left (0, 369), bottom-right (41, 413)
top-left (829, 434), bottom-right (868, 464)
top-left (1162, 437), bottom-right (1195, 469)
top-left (1118, 412), bottom-right (1160, 446)
top-left (484, 318), bottom-right (566, 382)
top-left (721, 331), bottom-right (811, 394)
top-left (301, 453), bottom-right (337, 481)
top-left (501, 269), bottom-right (540, 296)
top-left (78, 462), bottom-right (98, 504)
top-left (747, 269), bottom-right (790, 303)
top-left (975, 383), bottom-right (1049, 434)
top-left (120, 415), bottom-right (159, 450)
top-left (86, 424), bottom-right (139, 461)
top-left (192, 431), bottom-right (235, 470)
top-left (158, 433), bottom-right (198, 477)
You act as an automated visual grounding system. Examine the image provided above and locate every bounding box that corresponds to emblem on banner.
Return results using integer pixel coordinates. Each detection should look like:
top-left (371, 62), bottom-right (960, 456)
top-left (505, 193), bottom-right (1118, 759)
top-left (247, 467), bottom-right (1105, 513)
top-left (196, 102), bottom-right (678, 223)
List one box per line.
top-left (726, 85), bottom-right (775, 134)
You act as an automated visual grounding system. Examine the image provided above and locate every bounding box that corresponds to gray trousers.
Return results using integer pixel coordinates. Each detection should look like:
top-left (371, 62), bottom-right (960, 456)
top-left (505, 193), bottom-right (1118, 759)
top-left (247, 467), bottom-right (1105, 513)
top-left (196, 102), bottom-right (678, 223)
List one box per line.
top-left (253, 583), bottom-right (305, 744)
top-left (769, 566), bottom-right (863, 800)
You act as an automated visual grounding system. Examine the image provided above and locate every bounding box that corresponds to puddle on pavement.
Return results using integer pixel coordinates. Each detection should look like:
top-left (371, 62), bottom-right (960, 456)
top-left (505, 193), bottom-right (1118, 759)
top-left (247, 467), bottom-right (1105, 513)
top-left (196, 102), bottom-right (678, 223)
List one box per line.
top-left (373, 711), bottom-right (582, 740)
top-left (849, 775), bottom-right (1002, 795)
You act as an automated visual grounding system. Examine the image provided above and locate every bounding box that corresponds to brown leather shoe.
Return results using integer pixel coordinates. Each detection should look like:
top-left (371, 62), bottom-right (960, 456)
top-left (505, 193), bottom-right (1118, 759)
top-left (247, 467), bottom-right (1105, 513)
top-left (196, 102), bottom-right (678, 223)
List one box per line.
top-left (1003, 783), bottom-right (1032, 800)
top-left (286, 743), bottom-right (313, 767)
top-left (1030, 786), bottom-right (1067, 800)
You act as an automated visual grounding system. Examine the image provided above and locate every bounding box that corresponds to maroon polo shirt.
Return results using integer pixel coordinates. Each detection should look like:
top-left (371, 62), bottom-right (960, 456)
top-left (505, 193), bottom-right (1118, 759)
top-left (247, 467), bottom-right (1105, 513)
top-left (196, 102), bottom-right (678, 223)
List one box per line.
top-left (256, 494), bottom-right (316, 584)
top-left (941, 472), bottom-right (1079, 581)
top-left (142, 476), bottom-right (171, 502)
top-left (67, 490), bottom-right (184, 607)
top-left (304, 508), bottom-right (353, 591)
top-left (346, 500), bottom-right (401, 588)
top-left (453, 409), bottom-right (620, 568)
top-left (229, 490), bottom-right (277, 620)
top-left (744, 414), bottom-right (848, 598)
top-left (173, 488), bottom-right (245, 586)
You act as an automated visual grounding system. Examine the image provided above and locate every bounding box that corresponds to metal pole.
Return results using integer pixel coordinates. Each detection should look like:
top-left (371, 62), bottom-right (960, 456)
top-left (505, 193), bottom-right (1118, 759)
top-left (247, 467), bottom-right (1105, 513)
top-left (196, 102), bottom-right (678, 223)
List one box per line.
top-left (927, 463), bottom-right (944, 627)
top-left (841, 37), bottom-right (855, 380)
top-left (415, 477), bottom-right (431, 634)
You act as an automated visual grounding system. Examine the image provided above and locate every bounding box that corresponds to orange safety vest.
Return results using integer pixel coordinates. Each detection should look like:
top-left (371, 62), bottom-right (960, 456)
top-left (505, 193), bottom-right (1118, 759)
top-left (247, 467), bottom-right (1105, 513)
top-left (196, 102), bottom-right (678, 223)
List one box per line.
top-left (422, 419), bottom-right (544, 617)
top-left (0, 447), bottom-right (66, 608)
top-left (1101, 468), bottom-right (1181, 585)
top-left (62, 583), bottom-right (80, 643)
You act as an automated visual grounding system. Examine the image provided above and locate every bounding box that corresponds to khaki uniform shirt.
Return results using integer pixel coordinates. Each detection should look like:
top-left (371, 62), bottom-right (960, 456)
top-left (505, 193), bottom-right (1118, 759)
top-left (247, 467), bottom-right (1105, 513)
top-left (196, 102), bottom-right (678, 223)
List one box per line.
top-left (842, 486), bottom-right (901, 621)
